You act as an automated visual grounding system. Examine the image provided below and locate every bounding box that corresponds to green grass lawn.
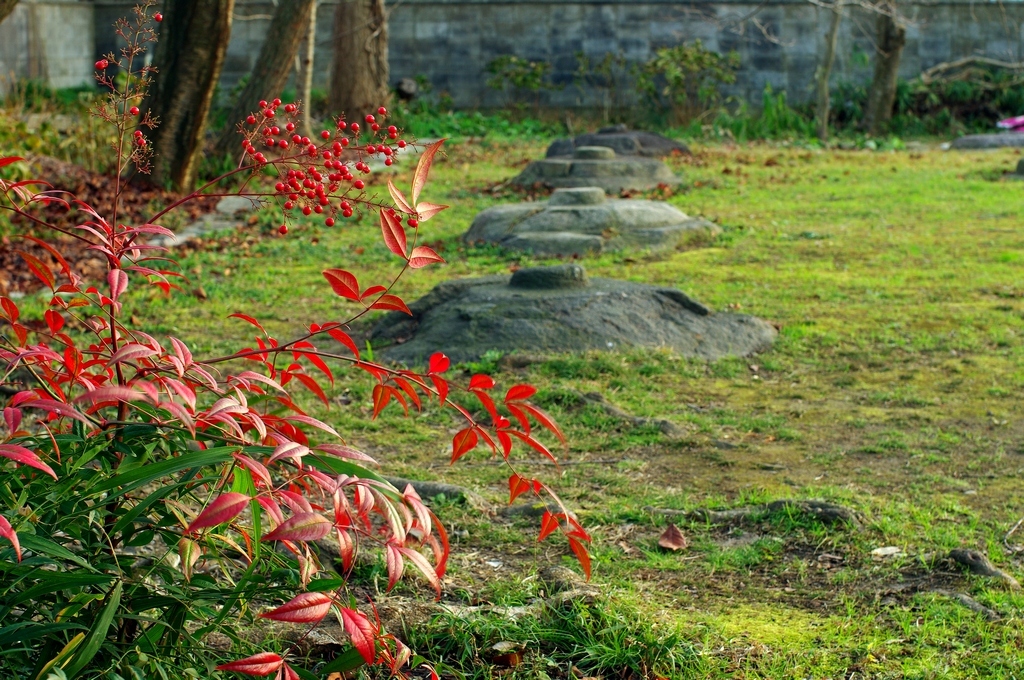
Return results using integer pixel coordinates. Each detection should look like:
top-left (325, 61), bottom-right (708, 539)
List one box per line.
top-left (9, 136), bottom-right (1024, 678)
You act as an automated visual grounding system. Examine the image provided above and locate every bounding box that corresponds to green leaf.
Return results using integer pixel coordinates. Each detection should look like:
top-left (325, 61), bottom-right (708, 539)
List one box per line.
top-left (18, 534), bottom-right (93, 570)
top-left (63, 580), bottom-right (122, 678)
top-left (8, 573), bottom-right (115, 606)
top-left (91, 447), bottom-right (236, 495)
top-left (0, 622), bottom-right (87, 650)
top-left (110, 481), bottom-right (186, 535)
top-left (321, 646), bottom-right (367, 674)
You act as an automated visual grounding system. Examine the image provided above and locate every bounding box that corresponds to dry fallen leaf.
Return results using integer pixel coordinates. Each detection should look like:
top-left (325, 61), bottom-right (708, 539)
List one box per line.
top-left (658, 523), bottom-right (688, 551)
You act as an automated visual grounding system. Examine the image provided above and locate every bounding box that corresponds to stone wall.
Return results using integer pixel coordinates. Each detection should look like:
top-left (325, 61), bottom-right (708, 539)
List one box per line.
top-left (7, 0), bottom-right (1024, 109)
top-left (0, 0), bottom-right (94, 96)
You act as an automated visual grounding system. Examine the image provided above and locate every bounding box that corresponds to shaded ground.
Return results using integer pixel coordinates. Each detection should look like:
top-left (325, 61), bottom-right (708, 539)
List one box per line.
top-left (5, 136), bottom-right (1024, 677)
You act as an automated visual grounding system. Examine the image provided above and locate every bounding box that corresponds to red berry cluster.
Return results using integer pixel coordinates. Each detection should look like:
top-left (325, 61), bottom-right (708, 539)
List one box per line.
top-left (237, 100), bottom-right (411, 233)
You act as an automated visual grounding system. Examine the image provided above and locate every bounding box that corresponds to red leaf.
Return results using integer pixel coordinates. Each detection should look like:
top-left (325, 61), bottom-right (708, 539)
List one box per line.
top-left (259, 591), bottom-right (333, 624)
top-left (429, 352), bottom-right (450, 374)
top-left (371, 383), bottom-right (391, 419)
top-left (518, 403), bottom-right (566, 444)
top-left (215, 652), bottom-right (284, 676)
top-left (505, 384), bottom-right (537, 402)
top-left (408, 246), bottom-right (445, 269)
top-left (508, 474), bottom-right (532, 504)
top-left (3, 407), bottom-right (22, 433)
top-left (281, 664), bottom-right (300, 680)
top-left (387, 178), bottom-right (415, 214)
top-left (43, 309), bottom-right (64, 334)
top-left (568, 536), bottom-right (592, 580)
top-left (414, 201), bottom-right (448, 223)
top-left (430, 375), bottom-right (449, 405)
top-left (451, 428), bottom-right (478, 463)
top-left (380, 210), bottom-right (407, 258)
top-left (262, 512), bottom-right (332, 542)
top-left (75, 386), bottom-right (149, 405)
top-left (538, 511), bottom-right (561, 541)
top-left (359, 285), bottom-right (386, 300)
top-left (107, 343), bottom-right (158, 365)
top-left (16, 250), bottom-right (55, 289)
top-left (292, 371), bottom-right (329, 405)
top-left (0, 444), bottom-right (57, 479)
top-left (323, 269), bottom-right (360, 301)
top-left (0, 515), bottom-right (21, 562)
top-left (469, 374), bottom-right (495, 390)
top-left (0, 297), bottom-right (18, 322)
top-left (186, 492), bottom-right (251, 533)
top-left (370, 294), bottom-right (412, 315)
top-left (340, 607), bottom-right (377, 664)
top-left (327, 328), bottom-right (360, 358)
top-left (108, 269), bottom-right (128, 300)
top-left (412, 139), bottom-right (446, 205)
top-left (21, 235), bottom-right (72, 278)
top-left (658, 523), bottom-right (688, 551)
top-left (0, 156), bottom-right (25, 169)
top-left (386, 542), bottom-right (405, 591)
top-left (229, 313), bottom-right (265, 333)
top-left (508, 430), bottom-right (557, 464)
top-left (398, 546), bottom-right (443, 597)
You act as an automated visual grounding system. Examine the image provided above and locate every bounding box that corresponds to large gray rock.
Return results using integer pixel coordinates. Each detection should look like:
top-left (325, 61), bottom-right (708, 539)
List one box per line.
top-left (371, 264), bottom-right (776, 365)
top-left (511, 146), bottom-right (681, 194)
top-left (546, 124), bottom-right (690, 158)
top-left (463, 187), bottom-right (718, 257)
top-left (950, 133), bottom-right (1024, 149)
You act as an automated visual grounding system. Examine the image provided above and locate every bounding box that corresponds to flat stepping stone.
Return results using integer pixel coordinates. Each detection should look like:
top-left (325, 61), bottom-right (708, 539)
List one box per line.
top-left (950, 133), bottom-right (1024, 149)
top-left (463, 187), bottom-right (718, 257)
top-left (150, 196), bottom-right (259, 247)
top-left (511, 146), bottom-right (681, 194)
top-left (546, 124), bottom-right (690, 158)
top-left (371, 264), bottom-right (776, 365)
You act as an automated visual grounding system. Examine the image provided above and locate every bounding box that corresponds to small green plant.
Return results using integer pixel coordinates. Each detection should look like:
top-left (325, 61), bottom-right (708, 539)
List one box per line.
top-left (485, 55), bottom-right (559, 113)
top-left (634, 41), bottom-right (740, 126)
top-left (573, 51), bottom-right (629, 122)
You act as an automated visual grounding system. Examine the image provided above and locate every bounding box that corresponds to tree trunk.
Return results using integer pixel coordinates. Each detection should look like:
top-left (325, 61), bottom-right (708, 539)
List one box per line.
top-left (863, 4), bottom-right (906, 136)
top-left (0, 0), bottom-right (18, 25)
top-left (815, 0), bottom-right (843, 142)
top-left (329, 0), bottom-right (390, 120)
top-left (297, 2), bottom-right (318, 138)
top-left (143, 0), bottom-right (234, 191)
top-left (213, 0), bottom-right (316, 158)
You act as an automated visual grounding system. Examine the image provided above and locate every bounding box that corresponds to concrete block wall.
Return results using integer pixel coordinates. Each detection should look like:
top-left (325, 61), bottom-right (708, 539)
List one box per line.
top-left (8, 0), bottom-right (1024, 110)
top-left (0, 0), bottom-right (94, 96)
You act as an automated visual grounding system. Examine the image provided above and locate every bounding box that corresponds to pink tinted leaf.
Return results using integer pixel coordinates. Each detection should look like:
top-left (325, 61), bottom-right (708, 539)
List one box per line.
top-left (315, 444), bottom-right (378, 464)
top-left (75, 386), bottom-right (149, 405)
top-left (0, 515), bottom-right (21, 561)
top-left (323, 269), bottom-right (360, 300)
top-left (229, 313), bottom-right (265, 333)
top-left (387, 178), bottom-right (415, 214)
top-left (108, 269), bottom-right (128, 300)
top-left (107, 343), bottom-right (157, 365)
top-left (340, 607), bottom-right (377, 664)
top-left (385, 542), bottom-right (405, 591)
top-left (414, 201), bottom-right (448, 223)
top-left (186, 492), bottom-right (251, 533)
top-left (261, 512), bottom-right (331, 542)
top-left (398, 547), bottom-right (442, 598)
top-left (4, 407), bottom-right (22, 433)
top-left (215, 652), bottom-right (284, 676)
top-left (0, 444), bottom-right (57, 479)
top-left (259, 591), bottom-right (333, 624)
top-left (380, 210), bottom-right (407, 258)
top-left (408, 246), bottom-right (445, 269)
top-left (18, 399), bottom-right (90, 425)
top-left (412, 139), bottom-right (445, 205)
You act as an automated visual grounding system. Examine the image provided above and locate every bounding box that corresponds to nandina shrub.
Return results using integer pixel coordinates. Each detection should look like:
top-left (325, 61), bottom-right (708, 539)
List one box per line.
top-left (0, 5), bottom-right (587, 679)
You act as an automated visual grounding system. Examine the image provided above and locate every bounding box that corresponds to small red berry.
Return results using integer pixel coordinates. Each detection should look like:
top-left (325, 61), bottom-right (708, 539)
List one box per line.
top-left (321, 130), bottom-right (330, 139)
top-left (286, 122), bottom-right (295, 132)
top-left (353, 180), bottom-right (365, 190)
top-left (302, 206), bottom-right (312, 216)
top-left (384, 158), bottom-right (393, 166)
top-left (154, 12), bottom-right (163, 22)
top-left (378, 106), bottom-right (387, 115)
top-left (337, 121), bottom-right (347, 130)
top-left (275, 182), bottom-right (286, 192)
top-left (255, 153), bottom-right (267, 163)
top-left (407, 218), bottom-right (419, 228)
top-left (284, 201), bottom-right (294, 210)
top-left (272, 98), bottom-right (282, 106)
top-left (325, 217), bottom-right (335, 227)
top-left (300, 136), bottom-right (310, 145)
top-left (397, 140), bottom-right (407, 148)
top-left (279, 140), bottom-right (288, 148)
top-left (259, 100), bottom-right (268, 109)
top-left (292, 134), bottom-right (301, 143)
top-left (350, 123), bottom-right (360, 133)
top-left (130, 106), bottom-right (140, 115)
top-left (365, 114), bottom-right (375, 123)
top-left (323, 151), bottom-right (332, 160)
top-left (246, 115), bottom-right (257, 125)
top-left (341, 138), bottom-right (350, 147)
top-left (387, 125), bottom-right (397, 134)
top-left (314, 205), bottom-right (323, 214)
top-left (278, 224), bottom-right (288, 235)
top-left (371, 123), bottom-right (380, 132)
top-left (134, 129), bottom-right (143, 137)
top-left (264, 109), bottom-right (275, 118)
top-left (271, 126), bottom-right (280, 135)
top-left (95, 59), bottom-right (109, 70)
